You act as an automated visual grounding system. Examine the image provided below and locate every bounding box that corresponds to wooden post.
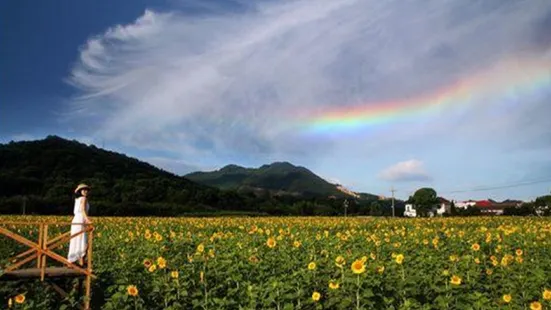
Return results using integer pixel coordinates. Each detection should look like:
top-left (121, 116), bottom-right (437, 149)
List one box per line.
top-left (37, 225), bottom-right (43, 268)
top-left (41, 225), bottom-right (48, 281)
top-left (84, 226), bottom-right (93, 310)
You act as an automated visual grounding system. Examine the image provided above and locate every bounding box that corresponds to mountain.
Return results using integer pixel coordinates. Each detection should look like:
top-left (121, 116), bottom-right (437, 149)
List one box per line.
top-left (186, 161), bottom-right (360, 198)
top-left (0, 136), bottom-right (383, 216)
top-left (0, 136), bottom-right (248, 215)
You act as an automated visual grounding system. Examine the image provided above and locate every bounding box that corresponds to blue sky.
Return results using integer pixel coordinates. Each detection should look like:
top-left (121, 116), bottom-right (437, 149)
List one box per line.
top-left (2, 0), bottom-right (551, 201)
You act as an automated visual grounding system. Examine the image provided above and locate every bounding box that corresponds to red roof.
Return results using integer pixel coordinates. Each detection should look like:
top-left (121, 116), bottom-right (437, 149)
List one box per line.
top-left (475, 200), bottom-right (492, 207)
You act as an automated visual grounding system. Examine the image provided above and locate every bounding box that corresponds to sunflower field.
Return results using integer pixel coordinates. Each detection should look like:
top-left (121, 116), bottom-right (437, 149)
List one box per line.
top-left (1, 216), bottom-right (551, 309)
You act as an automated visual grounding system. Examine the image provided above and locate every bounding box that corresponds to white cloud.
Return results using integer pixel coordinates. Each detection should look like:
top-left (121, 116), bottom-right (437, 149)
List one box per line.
top-left (65, 0), bottom-right (551, 176)
top-left (379, 160), bottom-right (432, 182)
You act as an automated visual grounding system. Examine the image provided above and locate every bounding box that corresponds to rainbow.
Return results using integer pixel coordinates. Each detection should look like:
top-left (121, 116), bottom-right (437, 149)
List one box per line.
top-left (295, 56), bottom-right (551, 135)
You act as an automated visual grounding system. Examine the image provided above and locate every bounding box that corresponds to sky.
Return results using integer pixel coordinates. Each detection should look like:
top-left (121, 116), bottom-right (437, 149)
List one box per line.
top-left (2, 0), bottom-right (551, 201)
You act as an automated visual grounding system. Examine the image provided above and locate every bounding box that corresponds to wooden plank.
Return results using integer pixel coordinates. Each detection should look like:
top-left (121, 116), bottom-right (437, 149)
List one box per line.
top-left (11, 247), bottom-right (37, 261)
top-left (47, 231), bottom-right (71, 246)
top-left (84, 230), bottom-right (93, 310)
top-left (48, 229), bottom-right (88, 252)
top-left (49, 282), bottom-right (69, 298)
top-left (0, 267), bottom-right (85, 279)
top-left (0, 226), bottom-right (41, 250)
top-left (0, 221), bottom-right (89, 226)
top-left (41, 225), bottom-right (48, 281)
top-left (41, 249), bottom-right (96, 278)
top-left (5, 253), bottom-right (38, 272)
top-left (37, 225), bottom-right (43, 268)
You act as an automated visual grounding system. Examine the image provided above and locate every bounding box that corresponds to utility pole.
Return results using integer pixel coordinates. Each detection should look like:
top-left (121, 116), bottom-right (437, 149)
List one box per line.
top-left (391, 187), bottom-right (396, 217)
top-left (22, 196), bottom-right (27, 215)
top-left (343, 199), bottom-right (349, 218)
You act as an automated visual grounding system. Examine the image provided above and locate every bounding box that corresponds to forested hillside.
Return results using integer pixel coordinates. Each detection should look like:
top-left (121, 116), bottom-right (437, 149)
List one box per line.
top-left (0, 136), bottom-right (391, 216)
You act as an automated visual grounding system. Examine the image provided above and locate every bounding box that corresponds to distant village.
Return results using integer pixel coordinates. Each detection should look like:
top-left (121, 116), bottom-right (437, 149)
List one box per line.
top-left (403, 197), bottom-right (548, 217)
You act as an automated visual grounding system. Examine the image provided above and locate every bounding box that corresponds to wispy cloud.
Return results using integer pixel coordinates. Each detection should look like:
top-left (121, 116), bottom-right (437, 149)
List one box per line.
top-left (379, 159), bottom-right (432, 182)
top-left (65, 0), bottom-right (551, 196)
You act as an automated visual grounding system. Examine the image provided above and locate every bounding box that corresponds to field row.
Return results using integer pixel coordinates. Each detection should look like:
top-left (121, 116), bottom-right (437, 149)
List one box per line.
top-left (1, 216), bottom-right (551, 309)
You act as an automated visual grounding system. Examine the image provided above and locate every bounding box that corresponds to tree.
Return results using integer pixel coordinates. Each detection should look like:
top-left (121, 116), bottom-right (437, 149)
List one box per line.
top-left (369, 200), bottom-right (383, 216)
top-left (449, 200), bottom-right (457, 216)
top-left (412, 188), bottom-right (438, 217)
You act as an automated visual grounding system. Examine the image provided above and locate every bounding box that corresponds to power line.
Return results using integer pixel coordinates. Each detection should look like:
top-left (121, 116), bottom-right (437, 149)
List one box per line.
top-left (394, 177), bottom-right (551, 197)
top-left (441, 177), bottom-right (551, 194)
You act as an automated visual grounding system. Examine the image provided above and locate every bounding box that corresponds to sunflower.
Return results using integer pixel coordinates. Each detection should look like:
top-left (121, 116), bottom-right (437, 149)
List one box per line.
top-left (329, 281), bottom-right (340, 290)
top-left (171, 271), bottom-right (179, 279)
top-left (144, 232), bottom-right (152, 240)
top-left (503, 294), bottom-right (512, 303)
top-left (197, 244), bottom-right (204, 253)
top-left (516, 249), bottom-right (523, 256)
top-left (312, 291), bottom-right (321, 302)
top-left (543, 289), bottom-right (551, 300)
top-left (530, 301), bottom-right (542, 310)
top-left (335, 256), bottom-right (345, 268)
top-left (266, 237), bottom-right (276, 248)
top-left (450, 275), bottom-right (462, 285)
top-left (157, 257), bottom-right (167, 269)
top-left (249, 255), bottom-right (259, 264)
top-left (308, 262), bottom-right (316, 270)
top-left (143, 259), bottom-right (152, 268)
top-left (127, 285), bottom-right (138, 296)
top-left (471, 243), bottom-right (480, 251)
top-left (14, 294), bottom-right (25, 304)
top-left (395, 254), bottom-right (404, 265)
top-left (351, 259), bottom-right (366, 274)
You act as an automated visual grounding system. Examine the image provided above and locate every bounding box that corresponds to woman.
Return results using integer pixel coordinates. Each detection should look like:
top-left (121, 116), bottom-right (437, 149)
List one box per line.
top-left (68, 183), bottom-right (92, 265)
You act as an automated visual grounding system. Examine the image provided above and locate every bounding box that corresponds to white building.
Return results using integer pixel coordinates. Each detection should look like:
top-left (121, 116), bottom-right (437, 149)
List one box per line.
top-left (454, 200), bottom-right (477, 209)
top-left (404, 204), bottom-right (417, 217)
top-left (404, 198), bottom-right (451, 217)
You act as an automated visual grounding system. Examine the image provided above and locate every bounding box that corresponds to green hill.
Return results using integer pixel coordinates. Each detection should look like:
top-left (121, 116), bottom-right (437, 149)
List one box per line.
top-left (0, 136), bottom-right (385, 216)
top-left (186, 161), bottom-right (356, 198)
top-left (0, 136), bottom-right (247, 215)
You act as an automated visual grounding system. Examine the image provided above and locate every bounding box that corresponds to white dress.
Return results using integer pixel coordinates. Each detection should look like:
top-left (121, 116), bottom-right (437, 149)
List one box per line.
top-left (68, 196), bottom-right (89, 263)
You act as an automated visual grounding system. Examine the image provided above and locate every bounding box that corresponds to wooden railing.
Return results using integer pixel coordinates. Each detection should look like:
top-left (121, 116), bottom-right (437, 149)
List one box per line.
top-left (0, 221), bottom-right (95, 310)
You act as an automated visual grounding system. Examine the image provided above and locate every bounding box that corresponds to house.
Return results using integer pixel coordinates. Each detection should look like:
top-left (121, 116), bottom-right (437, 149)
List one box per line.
top-left (455, 200), bottom-right (477, 209)
top-left (403, 197), bottom-right (451, 217)
top-left (404, 204), bottom-right (417, 217)
top-left (474, 200), bottom-right (521, 215)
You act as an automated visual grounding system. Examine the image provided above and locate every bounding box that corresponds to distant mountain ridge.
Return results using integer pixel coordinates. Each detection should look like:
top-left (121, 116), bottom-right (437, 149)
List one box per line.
top-left (0, 136), bottom-right (381, 216)
top-left (186, 162), bottom-right (369, 198)
top-left (0, 136), bottom-right (248, 215)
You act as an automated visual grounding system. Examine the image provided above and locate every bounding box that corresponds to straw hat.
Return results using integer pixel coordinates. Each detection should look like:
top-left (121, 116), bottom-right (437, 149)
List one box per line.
top-left (74, 183), bottom-right (91, 194)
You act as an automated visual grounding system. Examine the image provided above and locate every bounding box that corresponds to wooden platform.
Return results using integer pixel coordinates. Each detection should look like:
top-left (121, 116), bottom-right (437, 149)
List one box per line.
top-left (1, 267), bottom-right (85, 280)
top-left (1, 221), bottom-right (95, 309)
